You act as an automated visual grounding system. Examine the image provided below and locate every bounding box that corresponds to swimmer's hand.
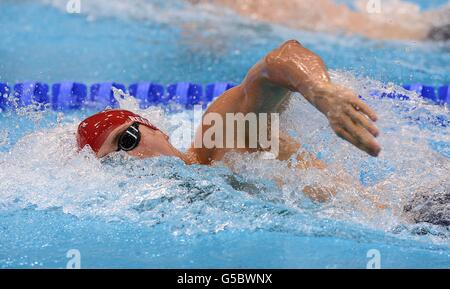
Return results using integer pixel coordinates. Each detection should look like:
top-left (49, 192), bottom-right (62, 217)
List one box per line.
top-left (309, 83), bottom-right (381, 157)
top-left (303, 185), bottom-right (336, 203)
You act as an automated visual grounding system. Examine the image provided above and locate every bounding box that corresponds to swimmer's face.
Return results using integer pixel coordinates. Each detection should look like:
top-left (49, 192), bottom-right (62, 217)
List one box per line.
top-left (97, 121), bottom-right (184, 160)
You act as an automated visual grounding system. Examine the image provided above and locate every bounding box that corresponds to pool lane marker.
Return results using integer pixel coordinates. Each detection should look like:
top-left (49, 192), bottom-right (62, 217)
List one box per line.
top-left (0, 82), bottom-right (448, 112)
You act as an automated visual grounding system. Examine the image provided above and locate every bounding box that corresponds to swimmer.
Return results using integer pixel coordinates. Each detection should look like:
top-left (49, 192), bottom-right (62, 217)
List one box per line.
top-left (77, 40), bottom-right (382, 204)
top-left (189, 0), bottom-right (450, 41)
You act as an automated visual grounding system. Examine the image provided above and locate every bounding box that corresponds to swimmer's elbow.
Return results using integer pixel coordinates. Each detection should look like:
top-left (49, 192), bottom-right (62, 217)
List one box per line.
top-left (264, 40), bottom-right (304, 67)
top-left (241, 39), bottom-right (318, 106)
top-left (262, 39), bottom-right (328, 94)
top-left (281, 39), bottom-right (303, 48)
top-left (259, 40), bottom-right (308, 91)
top-left (281, 39), bottom-right (304, 48)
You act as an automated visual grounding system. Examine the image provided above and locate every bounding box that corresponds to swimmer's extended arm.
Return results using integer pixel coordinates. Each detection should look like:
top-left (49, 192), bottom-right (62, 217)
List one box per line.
top-left (191, 40), bottom-right (381, 164)
top-left (245, 40), bottom-right (381, 157)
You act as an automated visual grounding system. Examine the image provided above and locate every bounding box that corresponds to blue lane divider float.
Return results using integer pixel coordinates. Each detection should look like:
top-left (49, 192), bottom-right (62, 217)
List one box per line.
top-left (403, 84), bottom-right (437, 103)
top-left (13, 82), bottom-right (49, 108)
top-left (0, 83), bottom-right (10, 110)
top-left (129, 82), bottom-right (164, 109)
top-left (371, 90), bottom-right (410, 100)
top-left (438, 85), bottom-right (450, 105)
top-left (90, 82), bottom-right (127, 109)
top-left (52, 82), bottom-right (87, 110)
top-left (369, 83), bottom-right (450, 106)
top-left (206, 82), bottom-right (236, 102)
top-left (167, 82), bottom-right (204, 109)
top-left (0, 82), bottom-right (448, 112)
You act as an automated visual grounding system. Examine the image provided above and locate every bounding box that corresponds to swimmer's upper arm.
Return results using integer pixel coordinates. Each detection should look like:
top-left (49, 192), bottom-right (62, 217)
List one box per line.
top-left (188, 85), bottom-right (247, 164)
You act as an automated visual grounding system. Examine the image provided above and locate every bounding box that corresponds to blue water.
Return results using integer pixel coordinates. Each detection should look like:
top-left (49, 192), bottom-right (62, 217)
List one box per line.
top-left (0, 0), bottom-right (449, 268)
top-left (1, 0), bottom-right (449, 85)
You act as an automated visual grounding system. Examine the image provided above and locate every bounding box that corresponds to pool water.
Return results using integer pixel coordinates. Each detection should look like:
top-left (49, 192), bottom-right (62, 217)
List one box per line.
top-left (0, 0), bottom-right (449, 268)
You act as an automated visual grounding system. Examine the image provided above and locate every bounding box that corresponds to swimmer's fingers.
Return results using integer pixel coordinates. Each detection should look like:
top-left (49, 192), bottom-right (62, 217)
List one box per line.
top-left (336, 86), bottom-right (378, 121)
top-left (339, 117), bottom-right (381, 157)
top-left (345, 107), bottom-right (380, 137)
top-left (328, 85), bottom-right (381, 156)
top-left (350, 97), bottom-right (378, 122)
top-left (333, 126), bottom-right (362, 152)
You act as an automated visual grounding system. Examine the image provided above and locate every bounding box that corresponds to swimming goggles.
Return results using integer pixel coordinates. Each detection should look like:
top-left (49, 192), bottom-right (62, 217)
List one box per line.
top-left (117, 122), bottom-right (141, 152)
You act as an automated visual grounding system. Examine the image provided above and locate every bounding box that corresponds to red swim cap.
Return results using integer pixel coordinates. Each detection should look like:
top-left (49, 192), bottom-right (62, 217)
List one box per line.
top-left (76, 109), bottom-right (159, 154)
